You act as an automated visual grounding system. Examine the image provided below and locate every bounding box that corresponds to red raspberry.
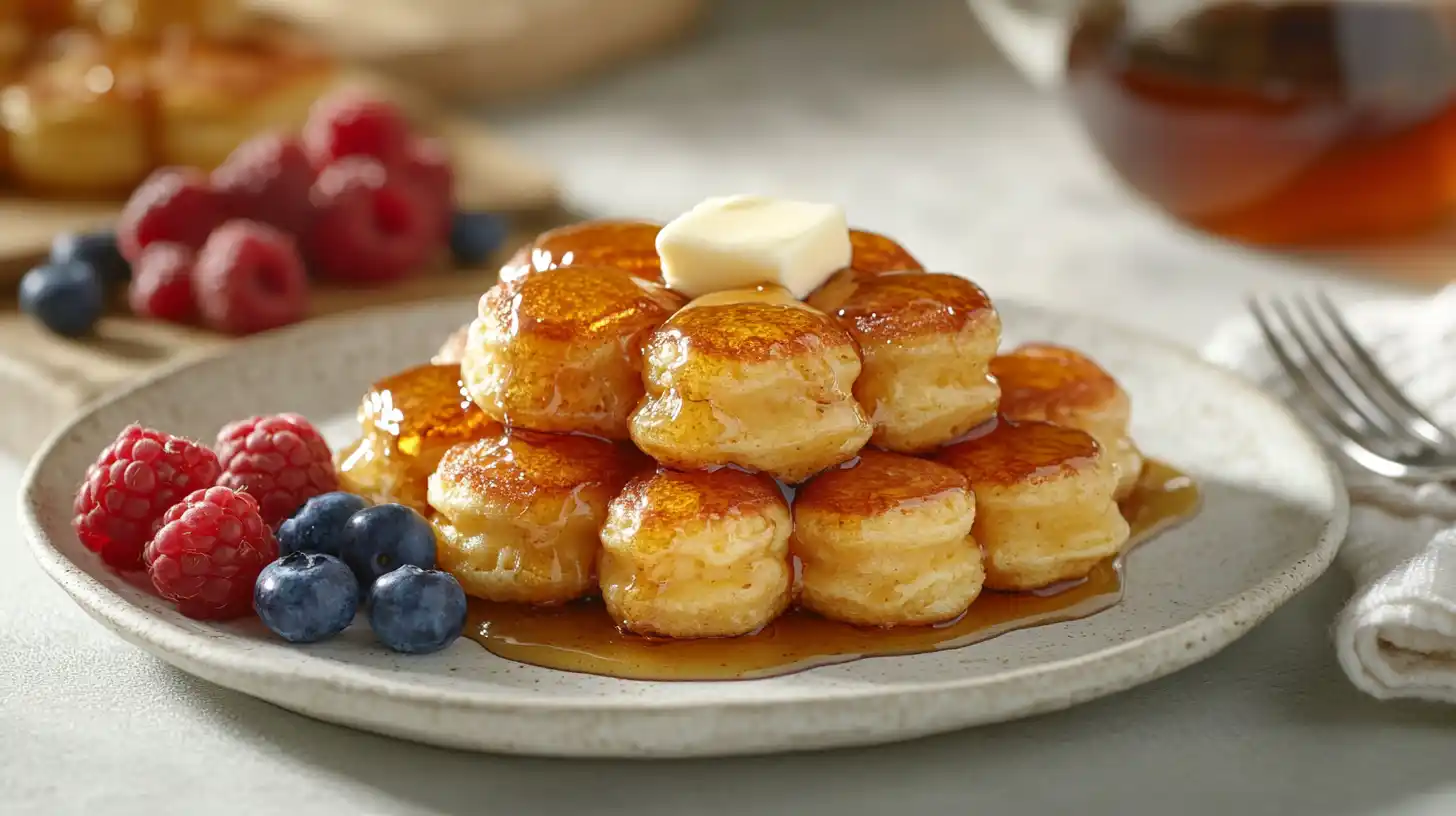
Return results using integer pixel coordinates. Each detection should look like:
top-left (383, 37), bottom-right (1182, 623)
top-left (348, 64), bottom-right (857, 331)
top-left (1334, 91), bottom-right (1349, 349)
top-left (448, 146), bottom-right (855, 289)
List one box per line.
top-left (145, 486), bottom-right (277, 620)
top-left (303, 93), bottom-right (411, 169)
top-left (194, 220), bottom-right (310, 335)
top-left (211, 133), bottom-right (318, 237)
top-left (303, 158), bottom-right (434, 283)
top-left (73, 425), bottom-right (222, 570)
top-left (399, 137), bottom-right (454, 243)
top-left (128, 243), bottom-right (197, 323)
top-left (215, 413), bottom-right (338, 528)
top-left (117, 168), bottom-right (226, 262)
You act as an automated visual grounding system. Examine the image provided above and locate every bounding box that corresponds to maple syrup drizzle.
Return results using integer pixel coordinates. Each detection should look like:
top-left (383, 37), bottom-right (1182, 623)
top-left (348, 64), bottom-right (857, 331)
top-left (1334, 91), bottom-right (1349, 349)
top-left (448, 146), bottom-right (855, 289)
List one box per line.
top-left (464, 459), bottom-right (1199, 681)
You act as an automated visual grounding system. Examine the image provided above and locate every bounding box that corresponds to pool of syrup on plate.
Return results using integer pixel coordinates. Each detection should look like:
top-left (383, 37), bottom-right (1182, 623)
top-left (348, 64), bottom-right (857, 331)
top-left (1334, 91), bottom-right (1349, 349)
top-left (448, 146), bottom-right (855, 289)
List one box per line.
top-left (464, 459), bottom-right (1200, 681)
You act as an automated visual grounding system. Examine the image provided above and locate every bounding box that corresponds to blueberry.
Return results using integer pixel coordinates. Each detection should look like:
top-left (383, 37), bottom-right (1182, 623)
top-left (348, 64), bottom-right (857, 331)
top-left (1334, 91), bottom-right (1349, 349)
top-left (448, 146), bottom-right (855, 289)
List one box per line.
top-left (340, 503), bottom-right (436, 588)
top-left (278, 491), bottom-right (371, 557)
top-left (254, 552), bottom-right (360, 643)
top-left (18, 262), bottom-right (105, 337)
top-left (448, 211), bottom-right (509, 267)
top-left (51, 231), bottom-right (130, 284)
top-left (367, 565), bottom-right (466, 654)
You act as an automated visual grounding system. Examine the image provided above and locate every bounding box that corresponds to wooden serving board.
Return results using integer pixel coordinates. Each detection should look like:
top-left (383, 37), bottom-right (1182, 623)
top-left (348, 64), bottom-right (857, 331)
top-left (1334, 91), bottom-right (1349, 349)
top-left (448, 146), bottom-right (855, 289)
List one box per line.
top-left (0, 207), bottom-right (571, 460)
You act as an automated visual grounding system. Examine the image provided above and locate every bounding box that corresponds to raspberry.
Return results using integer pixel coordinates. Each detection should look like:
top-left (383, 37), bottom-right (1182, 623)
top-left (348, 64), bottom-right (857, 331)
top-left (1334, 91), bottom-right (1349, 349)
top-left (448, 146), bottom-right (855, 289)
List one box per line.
top-left (194, 220), bottom-right (310, 335)
top-left (117, 168), bottom-right (226, 262)
top-left (73, 425), bottom-right (222, 570)
top-left (128, 243), bottom-right (197, 323)
top-left (399, 137), bottom-right (454, 243)
top-left (303, 158), bottom-right (435, 283)
top-left (212, 133), bottom-right (318, 237)
top-left (145, 486), bottom-right (277, 619)
top-left (215, 413), bottom-right (339, 528)
top-left (303, 93), bottom-right (411, 169)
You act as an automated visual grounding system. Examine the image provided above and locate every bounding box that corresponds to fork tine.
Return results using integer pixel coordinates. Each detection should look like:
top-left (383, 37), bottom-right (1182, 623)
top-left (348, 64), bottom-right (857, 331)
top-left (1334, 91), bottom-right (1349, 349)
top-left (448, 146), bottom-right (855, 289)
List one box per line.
top-left (1263, 297), bottom-right (1408, 448)
top-left (1311, 292), bottom-right (1456, 448)
top-left (1249, 298), bottom-right (1390, 450)
top-left (1286, 295), bottom-right (1423, 448)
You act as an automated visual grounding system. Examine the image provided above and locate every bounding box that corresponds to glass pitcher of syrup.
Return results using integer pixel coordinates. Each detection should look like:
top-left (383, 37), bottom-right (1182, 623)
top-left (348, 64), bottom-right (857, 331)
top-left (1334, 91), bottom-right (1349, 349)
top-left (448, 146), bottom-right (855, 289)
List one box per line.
top-left (970, 0), bottom-right (1456, 246)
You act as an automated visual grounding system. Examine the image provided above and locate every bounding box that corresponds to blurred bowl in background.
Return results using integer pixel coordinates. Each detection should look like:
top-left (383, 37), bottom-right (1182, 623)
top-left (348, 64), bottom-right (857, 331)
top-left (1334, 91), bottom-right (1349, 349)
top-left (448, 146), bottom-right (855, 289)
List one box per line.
top-left (251, 0), bottom-right (705, 107)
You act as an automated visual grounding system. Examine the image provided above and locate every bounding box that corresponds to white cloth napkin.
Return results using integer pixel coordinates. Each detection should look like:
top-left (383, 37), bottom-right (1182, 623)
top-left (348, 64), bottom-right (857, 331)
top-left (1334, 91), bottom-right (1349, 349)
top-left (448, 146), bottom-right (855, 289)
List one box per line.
top-left (1204, 286), bottom-right (1456, 701)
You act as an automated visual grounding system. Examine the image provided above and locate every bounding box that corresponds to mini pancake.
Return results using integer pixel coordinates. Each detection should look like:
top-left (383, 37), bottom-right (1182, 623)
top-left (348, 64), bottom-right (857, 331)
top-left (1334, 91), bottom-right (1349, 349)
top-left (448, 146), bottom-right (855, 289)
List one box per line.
top-left (0, 14), bottom-right (335, 194)
top-left (429, 430), bottom-right (647, 605)
top-left (847, 228), bottom-right (924, 274)
top-left (793, 450), bottom-right (983, 627)
top-left (991, 343), bottom-right (1144, 499)
top-left (629, 284), bottom-right (871, 483)
top-left (335, 363), bottom-right (502, 512)
top-left (149, 22), bottom-right (336, 170)
top-left (2, 31), bottom-right (152, 195)
top-left (87, 0), bottom-right (248, 39)
top-left (499, 219), bottom-right (664, 287)
top-left (807, 270), bottom-right (1001, 453)
top-left (599, 467), bottom-right (793, 638)
top-left (460, 265), bottom-right (685, 439)
top-left (936, 418), bottom-right (1129, 591)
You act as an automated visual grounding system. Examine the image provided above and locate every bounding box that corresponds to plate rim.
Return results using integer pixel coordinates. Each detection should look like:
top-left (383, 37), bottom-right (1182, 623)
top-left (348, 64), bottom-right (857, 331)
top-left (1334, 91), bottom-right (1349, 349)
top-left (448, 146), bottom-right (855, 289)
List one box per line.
top-left (17, 297), bottom-right (1350, 719)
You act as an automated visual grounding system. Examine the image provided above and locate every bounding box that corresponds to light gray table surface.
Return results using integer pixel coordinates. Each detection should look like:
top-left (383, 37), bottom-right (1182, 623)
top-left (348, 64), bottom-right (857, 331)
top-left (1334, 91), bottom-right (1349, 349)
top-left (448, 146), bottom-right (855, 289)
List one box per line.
top-left (6, 1), bottom-right (1456, 814)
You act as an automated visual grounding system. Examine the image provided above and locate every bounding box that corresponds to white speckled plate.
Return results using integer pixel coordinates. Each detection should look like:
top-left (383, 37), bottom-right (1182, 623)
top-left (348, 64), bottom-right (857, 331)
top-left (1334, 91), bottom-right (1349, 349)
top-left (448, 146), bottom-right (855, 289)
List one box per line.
top-left (19, 297), bottom-right (1347, 758)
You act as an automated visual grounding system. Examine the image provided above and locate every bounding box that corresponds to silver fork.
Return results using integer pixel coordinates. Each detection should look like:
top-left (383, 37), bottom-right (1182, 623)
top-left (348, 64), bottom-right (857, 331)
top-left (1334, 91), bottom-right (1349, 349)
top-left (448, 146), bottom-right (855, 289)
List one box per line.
top-left (1249, 292), bottom-right (1456, 482)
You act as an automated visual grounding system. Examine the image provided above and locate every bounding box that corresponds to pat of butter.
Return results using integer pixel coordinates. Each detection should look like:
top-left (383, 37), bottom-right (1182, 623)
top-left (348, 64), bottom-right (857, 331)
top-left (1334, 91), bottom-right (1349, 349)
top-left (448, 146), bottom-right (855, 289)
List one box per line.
top-left (656, 195), bottom-right (852, 299)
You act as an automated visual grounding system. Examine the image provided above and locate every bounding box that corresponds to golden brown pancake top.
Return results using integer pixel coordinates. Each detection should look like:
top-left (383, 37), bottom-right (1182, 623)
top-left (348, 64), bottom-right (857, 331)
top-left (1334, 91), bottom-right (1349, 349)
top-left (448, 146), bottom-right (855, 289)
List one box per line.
top-left (500, 220), bottom-right (664, 286)
top-left (810, 270), bottom-right (995, 342)
top-left (936, 418), bottom-right (1099, 486)
top-left (435, 430), bottom-right (646, 505)
top-left (849, 229), bottom-right (924, 275)
top-left (991, 343), bottom-right (1121, 417)
top-left (484, 265), bottom-right (684, 345)
top-left (795, 450), bottom-right (969, 518)
top-left (362, 364), bottom-right (502, 457)
top-left (651, 301), bottom-right (854, 364)
top-left (614, 467), bottom-right (786, 531)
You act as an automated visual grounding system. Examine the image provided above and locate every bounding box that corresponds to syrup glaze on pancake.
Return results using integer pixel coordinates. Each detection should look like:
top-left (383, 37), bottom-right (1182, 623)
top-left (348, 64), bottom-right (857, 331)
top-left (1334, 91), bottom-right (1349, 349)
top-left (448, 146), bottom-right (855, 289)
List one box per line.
top-left (936, 417), bottom-right (1100, 486)
top-left (613, 466), bottom-right (785, 533)
top-left (490, 264), bottom-right (682, 344)
top-left (848, 228), bottom-right (924, 274)
top-left (466, 459), bottom-right (1200, 680)
top-left (809, 269), bottom-right (996, 341)
top-left (499, 220), bottom-right (664, 286)
top-left (630, 286), bottom-right (870, 481)
top-left (793, 450), bottom-right (982, 627)
top-left (991, 343), bottom-right (1122, 419)
top-left (335, 363), bottom-right (501, 509)
top-left (463, 266), bottom-right (684, 438)
top-left (990, 343), bottom-right (1143, 500)
top-left (653, 297), bottom-right (855, 363)
top-left (935, 417), bottom-right (1127, 591)
top-left (795, 449), bottom-right (968, 518)
top-left (432, 429), bottom-right (647, 507)
top-left (598, 465), bottom-right (793, 638)
top-left (359, 364), bottom-right (500, 457)
top-left (430, 430), bottom-right (647, 605)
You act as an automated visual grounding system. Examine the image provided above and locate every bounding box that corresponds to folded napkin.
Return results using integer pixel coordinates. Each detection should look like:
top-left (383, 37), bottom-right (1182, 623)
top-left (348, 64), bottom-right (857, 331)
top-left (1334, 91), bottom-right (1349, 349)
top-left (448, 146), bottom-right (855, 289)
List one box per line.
top-left (1204, 286), bottom-right (1456, 702)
